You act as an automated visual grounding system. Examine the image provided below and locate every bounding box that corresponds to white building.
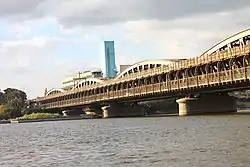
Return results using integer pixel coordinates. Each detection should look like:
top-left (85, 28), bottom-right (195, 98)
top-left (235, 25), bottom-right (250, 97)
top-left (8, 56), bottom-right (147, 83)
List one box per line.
top-left (62, 70), bottom-right (103, 90)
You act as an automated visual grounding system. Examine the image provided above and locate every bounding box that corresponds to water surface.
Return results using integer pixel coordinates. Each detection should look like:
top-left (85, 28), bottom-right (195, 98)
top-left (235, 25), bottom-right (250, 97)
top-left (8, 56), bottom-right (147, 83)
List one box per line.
top-left (1, 115), bottom-right (250, 167)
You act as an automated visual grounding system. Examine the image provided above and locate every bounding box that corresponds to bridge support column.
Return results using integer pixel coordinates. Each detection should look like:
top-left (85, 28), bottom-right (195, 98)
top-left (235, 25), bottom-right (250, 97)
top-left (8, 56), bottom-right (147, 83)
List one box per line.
top-left (62, 108), bottom-right (84, 117)
top-left (176, 93), bottom-right (237, 116)
top-left (102, 103), bottom-right (145, 118)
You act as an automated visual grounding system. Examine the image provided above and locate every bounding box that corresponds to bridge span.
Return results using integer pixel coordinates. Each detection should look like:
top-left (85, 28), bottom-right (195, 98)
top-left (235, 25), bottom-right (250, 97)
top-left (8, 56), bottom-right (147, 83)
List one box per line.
top-left (35, 28), bottom-right (250, 118)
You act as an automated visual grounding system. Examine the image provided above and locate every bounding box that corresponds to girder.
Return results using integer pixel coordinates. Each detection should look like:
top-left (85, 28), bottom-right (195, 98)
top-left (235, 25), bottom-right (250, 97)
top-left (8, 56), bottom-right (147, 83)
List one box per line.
top-left (116, 59), bottom-right (183, 79)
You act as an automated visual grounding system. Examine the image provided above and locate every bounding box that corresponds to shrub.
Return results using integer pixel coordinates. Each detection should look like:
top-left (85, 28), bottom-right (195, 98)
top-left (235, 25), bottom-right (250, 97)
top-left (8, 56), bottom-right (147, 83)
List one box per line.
top-left (18, 112), bottom-right (61, 120)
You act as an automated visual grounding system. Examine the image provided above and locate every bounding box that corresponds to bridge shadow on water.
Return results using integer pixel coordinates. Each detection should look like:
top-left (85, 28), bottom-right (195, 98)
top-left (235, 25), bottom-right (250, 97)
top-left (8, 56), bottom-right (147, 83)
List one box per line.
top-left (144, 109), bottom-right (250, 118)
top-left (194, 110), bottom-right (250, 117)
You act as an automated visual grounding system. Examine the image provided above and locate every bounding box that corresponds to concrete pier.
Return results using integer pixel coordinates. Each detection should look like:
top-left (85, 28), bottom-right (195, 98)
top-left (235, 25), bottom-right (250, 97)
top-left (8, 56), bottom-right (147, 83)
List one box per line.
top-left (102, 103), bottom-right (145, 118)
top-left (62, 108), bottom-right (83, 117)
top-left (176, 93), bottom-right (237, 116)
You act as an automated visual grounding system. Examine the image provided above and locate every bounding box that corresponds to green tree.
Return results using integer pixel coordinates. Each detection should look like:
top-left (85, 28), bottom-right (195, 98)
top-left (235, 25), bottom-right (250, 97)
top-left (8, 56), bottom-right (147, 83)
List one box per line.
top-left (3, 88), bottom-right (27, 118)
top-left (0, 105), bottom-right (9, 119)
top-left (0, 91), bottom-right (5, 105)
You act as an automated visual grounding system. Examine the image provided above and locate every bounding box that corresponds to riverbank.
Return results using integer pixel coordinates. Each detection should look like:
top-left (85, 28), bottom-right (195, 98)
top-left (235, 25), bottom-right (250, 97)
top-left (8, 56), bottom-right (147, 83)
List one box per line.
top-left (0, 115), bottom-right (102, 124)
top-left (10, 116), bottom-right (101, 124)
top-left (1, 109), bottom-right (250, 124)
top-left (0, 120), bottom-right (11, 124)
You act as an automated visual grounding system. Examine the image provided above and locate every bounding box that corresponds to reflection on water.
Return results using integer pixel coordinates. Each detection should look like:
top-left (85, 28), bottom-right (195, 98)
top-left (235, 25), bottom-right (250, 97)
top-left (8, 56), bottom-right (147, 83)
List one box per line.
top-left (1, 113), bottom-right (250, 167)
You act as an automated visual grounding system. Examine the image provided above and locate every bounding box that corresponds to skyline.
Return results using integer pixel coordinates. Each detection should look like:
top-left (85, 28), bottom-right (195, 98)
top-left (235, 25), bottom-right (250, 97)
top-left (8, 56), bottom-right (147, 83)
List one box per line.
top-left (1, 1), bottom-right (250, 98)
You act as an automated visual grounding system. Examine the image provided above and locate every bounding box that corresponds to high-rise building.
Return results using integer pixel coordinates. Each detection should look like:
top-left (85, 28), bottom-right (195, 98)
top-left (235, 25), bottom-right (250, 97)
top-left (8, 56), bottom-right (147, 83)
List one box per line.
top-left (104, 41), bottom-right (117, 78)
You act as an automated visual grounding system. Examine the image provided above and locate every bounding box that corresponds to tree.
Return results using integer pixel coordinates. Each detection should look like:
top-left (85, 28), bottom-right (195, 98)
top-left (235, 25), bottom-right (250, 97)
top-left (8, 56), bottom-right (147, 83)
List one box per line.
top-left (3, 88), bottom-right (27, 118)
top-left (0, 91), bottom-right (5, 105)
top-left (0, 105), bottom-right (9, 119)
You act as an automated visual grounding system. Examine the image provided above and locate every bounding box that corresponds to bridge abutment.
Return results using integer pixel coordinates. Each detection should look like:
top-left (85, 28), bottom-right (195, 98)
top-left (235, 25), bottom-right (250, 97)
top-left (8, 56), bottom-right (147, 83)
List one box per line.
top-left (176, 93), bottom-right (237, 116)
top-left (102, 103), bottom-right (145, 118)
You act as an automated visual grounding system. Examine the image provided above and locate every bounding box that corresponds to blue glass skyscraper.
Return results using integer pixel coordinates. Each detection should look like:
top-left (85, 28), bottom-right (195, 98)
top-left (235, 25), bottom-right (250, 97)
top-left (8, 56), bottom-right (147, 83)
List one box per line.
top-left (104, 41), bottom-right (117, 78)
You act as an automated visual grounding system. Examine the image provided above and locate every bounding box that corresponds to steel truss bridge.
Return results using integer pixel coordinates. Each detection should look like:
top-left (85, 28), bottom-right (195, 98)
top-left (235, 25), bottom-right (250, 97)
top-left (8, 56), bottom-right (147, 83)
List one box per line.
top-left (36, 29), bottom-right (250, 109)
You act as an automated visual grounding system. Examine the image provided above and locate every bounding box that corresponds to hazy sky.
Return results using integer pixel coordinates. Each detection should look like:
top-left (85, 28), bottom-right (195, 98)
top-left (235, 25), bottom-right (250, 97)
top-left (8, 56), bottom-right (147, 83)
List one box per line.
top-left (1, 0), bottom-right (250, 98)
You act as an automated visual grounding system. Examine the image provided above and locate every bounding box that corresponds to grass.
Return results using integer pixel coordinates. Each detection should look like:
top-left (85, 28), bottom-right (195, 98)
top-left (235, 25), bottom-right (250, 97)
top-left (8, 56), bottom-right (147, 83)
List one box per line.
top-left (17, 113), bottom-right (61, 120)
top-left (237, 101), bottom-right (250, 109)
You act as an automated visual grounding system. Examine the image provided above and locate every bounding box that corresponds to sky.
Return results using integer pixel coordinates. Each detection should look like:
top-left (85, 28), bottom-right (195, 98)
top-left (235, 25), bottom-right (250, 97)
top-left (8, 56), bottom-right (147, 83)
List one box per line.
top-left (1, 0), bottom-right (250, 99)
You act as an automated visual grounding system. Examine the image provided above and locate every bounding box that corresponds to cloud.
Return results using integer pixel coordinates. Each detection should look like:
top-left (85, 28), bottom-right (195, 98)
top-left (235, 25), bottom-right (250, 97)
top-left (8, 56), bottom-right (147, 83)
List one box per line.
top-left (0, 35), bottom-right (103, 98)
top-left (51, 0), bottom-right (250, 27)
top-left (0, 36), bottom-right (75, 97)
top-left (0, 0), bottom-right (46, 19)
top-left (121, 6), bottom-right (250, 59)
top-left (1, 0), bottom-right (250, 27)
top-left (0, 36), bottom-right (68, 68)
top-left (0, 36), bottom-right (83, 72)
top-left (8, 22), bottom-right (31, 38)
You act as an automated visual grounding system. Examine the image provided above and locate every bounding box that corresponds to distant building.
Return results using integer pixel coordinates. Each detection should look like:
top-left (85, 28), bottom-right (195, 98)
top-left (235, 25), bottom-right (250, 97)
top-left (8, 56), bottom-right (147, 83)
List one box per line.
top-left (119, 65), bottom-right (132, 74)
top-left (62, 70), bottom-right (103, 90)
top-left (104, 41), bottom-right (117, 78)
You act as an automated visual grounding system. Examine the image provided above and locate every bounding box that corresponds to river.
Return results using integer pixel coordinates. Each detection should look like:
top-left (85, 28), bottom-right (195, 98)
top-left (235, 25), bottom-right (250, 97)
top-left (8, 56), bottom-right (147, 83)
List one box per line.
top-left (1, 114), bottom-right (250, 167)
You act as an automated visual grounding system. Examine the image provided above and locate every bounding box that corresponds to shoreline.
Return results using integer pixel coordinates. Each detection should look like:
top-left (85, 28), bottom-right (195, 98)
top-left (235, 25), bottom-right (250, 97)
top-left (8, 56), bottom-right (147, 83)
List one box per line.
top-left (1, 109), bottom-right (250, 124)
top-left (1, 116), bottom-right (101, 124)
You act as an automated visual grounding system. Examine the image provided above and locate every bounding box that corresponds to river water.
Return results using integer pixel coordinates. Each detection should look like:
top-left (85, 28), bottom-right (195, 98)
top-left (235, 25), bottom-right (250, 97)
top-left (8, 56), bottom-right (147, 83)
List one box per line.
top-left (1, 114), bottom-right (250, 167)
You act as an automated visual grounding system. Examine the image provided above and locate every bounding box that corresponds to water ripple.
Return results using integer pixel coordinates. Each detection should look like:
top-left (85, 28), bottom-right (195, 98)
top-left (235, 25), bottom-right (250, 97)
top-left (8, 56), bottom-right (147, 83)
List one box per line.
top-left (1, 116), bottom-right (250, 166)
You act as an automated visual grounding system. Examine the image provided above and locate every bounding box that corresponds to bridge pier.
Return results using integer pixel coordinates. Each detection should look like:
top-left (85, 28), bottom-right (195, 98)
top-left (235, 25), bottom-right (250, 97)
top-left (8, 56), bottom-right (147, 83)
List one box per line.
top-left (101, 103), bottom-right (145, 118)
top-left (176, 93), bottom-right (237, 116)
top-left (62, 108), bottom-right (84, 117)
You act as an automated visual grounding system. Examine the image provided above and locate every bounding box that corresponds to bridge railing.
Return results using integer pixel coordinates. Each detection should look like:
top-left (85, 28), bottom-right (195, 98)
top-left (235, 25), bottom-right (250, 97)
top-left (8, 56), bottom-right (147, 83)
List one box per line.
top-left (42, 66), bottom-right (250, 108)
top-left (42, 44), bottom-right (250, 101)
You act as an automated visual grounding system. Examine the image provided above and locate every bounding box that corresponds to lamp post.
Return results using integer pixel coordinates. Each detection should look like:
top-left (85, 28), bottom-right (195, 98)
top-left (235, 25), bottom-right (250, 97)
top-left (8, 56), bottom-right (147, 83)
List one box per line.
top-left (78, 71), bottom-right (81, 80)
